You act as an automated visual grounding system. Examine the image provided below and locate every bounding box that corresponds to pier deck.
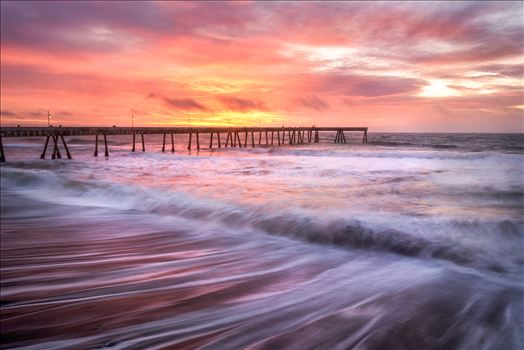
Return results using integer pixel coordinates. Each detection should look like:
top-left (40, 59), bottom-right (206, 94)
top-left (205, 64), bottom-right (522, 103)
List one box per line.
top-left (0, 126), bottom-right (368, 162)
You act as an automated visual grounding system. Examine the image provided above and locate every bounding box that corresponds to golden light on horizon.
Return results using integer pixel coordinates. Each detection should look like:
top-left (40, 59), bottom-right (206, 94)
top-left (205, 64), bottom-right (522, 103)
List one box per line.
top-left (418, 80), bottom-right (462, 98)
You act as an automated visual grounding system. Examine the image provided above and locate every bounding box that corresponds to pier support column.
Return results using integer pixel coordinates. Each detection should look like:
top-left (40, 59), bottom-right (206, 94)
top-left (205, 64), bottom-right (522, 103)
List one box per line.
top-left (52, 135), bottom-right (61, 159)
top-left (277, 131), bottom-right (281, 145)
top-left (60, 135), bottom-right (72, 159)
top-left (225, 132), bottom-right (230, 147)
top-left (104, 133), bottom-right (109, 157)
top-left (271, 131), bottom-right (274, 145)
top-left (217, 133), bottom-right (221, 148)
top-left (363, 130), bottom-right (368, 143)
top-left (209, 132), bottom-right (214, 149)
top-left (94, 135), bottom-right (99, 157)
top-left (196, 132), bottom-right (200, 150)
top-left (258, 131), bottom-right (262, 145)
top-left (141, 133), bottom-right (145, 152)
top-left (188, 132), bottom-right (192, 150)
top-left (236, 132), bottom-right (242, 147)
top-left (265, 131), bottom-right (268, 145)
top-left (315, 130), bottom-right (319, 143)
top-left (132, 133), bottom-right (136, 152)
top-left (41, 135), bottom-right (50, 159)
top-left (0, 134), bottom-right (5, 163)
top-left (251, 131), bottom-right (255, 148)
top-left (244, 131), bottom-right (248, 147)
top-left (162, 133), bottom-right (166, 152)
top-left (171, 133), bottom-right (175, 152)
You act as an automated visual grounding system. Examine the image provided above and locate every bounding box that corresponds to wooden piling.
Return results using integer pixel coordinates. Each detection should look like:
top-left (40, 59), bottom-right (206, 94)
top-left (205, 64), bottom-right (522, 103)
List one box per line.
top-left (217, 133), bottom-right (221, 148)
top-left (196, 132), bottom-right (200, 150)
top-left (271, 131), bottom-right (274, 145)
top-left (141, 133), bottom-right (145, 152)
top-left (162, 133), bottom-right (166, 152)
top-left (60, 135), bottom-right (72, 159)
top-left (94, 134), bottom-right (99, 157)
top-left (251, 131), bottom-right (255, 148)
top-left (52, 135), bottom-right (61, 159)
top-left (244, 131), bottom-right (248, 147)
top-left (171, 133), bottom-right (175, 152)
top-left (209, 132), bottom-right (214, 149)
top-left (188, 132), bottom-right (192, 150)
top-left (236, 132), bottom-right (242, 147)
top-left (132, 133), bottom-right (136, 152)
top-left (225, 132), bottom-right (230, 147)
top-left (41, 135), bottom-right (50, 159)
top-left (258, 131), bottom-right (262, 145)
top-left (104, 133), bottom-right (109, 157)
top-left (0, 134), bottom-right (5, 163)
top-left (277, 131), bottom-right (281, 145)
top-left (265, 131), bottom-right (268, 145)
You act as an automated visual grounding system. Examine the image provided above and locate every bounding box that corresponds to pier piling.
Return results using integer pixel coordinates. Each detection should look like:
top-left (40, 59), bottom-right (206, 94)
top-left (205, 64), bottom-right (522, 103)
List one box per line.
top-left (40, 135), bottom-right (50, 159)
top-left (60, 135), bottom-right (72, 159)
top-left (0, 134), bottom-right (4, 163)
top-left (104, 133), bottom-right (109, 157)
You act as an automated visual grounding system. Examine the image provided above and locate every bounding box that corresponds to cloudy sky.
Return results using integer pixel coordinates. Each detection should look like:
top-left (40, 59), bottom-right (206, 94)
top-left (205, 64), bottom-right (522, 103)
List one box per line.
top-left (1, 1), bottom-right (522, 131)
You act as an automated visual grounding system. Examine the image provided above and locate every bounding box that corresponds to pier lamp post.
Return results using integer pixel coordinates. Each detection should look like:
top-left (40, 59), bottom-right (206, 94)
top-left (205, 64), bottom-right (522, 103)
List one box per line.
top-left (47, 111), bottom-right (52, 127)
top-left (132, 113), bottom-right (135, 128)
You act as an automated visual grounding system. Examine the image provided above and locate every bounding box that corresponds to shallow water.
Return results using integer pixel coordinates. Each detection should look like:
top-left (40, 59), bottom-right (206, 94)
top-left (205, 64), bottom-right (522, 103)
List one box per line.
top-left (1, 132), bottom-right (523, 349)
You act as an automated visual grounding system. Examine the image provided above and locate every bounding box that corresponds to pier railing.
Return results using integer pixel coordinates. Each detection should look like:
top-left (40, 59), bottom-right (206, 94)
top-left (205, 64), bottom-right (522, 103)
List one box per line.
top-left (0, 126), bottom-right (368, 162)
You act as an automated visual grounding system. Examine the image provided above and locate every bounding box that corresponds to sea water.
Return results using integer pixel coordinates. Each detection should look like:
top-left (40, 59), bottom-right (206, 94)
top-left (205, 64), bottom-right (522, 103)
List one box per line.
top-left (1, 132), bottom-right (523, 349)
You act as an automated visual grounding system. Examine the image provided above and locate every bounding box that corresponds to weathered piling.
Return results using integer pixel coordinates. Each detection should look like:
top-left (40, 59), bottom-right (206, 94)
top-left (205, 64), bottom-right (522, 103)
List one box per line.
top-left (94, 134), bottom-right (99, 157)
top-left (104, 133), bottom-right (109, 157)
top-left (0, 134), bottom-right (5, 163)
top-left (40, 135), bottom-right (50, 159)
top-left (60, 135), bottom-right (72, 159)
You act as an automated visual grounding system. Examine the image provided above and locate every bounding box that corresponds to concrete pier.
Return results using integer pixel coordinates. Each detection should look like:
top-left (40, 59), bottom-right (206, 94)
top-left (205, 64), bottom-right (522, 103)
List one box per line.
top-left (0, 126), bottom-right (368, 162)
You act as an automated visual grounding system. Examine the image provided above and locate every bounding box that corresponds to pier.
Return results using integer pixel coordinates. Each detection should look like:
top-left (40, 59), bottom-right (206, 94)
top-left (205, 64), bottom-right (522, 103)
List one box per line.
top-left (0, 126), bottom-right (368, 162)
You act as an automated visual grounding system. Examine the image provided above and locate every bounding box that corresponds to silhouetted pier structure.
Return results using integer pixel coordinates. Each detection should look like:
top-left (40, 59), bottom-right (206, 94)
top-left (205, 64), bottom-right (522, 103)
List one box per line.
top-left (0, 126), bottom-right (368, 162)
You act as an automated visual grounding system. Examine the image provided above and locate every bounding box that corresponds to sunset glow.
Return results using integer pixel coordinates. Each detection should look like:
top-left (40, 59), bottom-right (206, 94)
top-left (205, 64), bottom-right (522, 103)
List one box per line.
top-left (0, 1), bottom-right (523, 131)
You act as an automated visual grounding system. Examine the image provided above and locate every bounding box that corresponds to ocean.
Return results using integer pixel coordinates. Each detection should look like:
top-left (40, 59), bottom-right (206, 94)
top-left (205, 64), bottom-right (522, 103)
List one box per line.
top-left (1, 132), bottom-right (523, 349)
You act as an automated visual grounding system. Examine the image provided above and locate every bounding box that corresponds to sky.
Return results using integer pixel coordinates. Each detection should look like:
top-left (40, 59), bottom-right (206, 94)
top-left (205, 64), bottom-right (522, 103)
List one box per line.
top-left (0, 1), bottom-right (523, 132)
